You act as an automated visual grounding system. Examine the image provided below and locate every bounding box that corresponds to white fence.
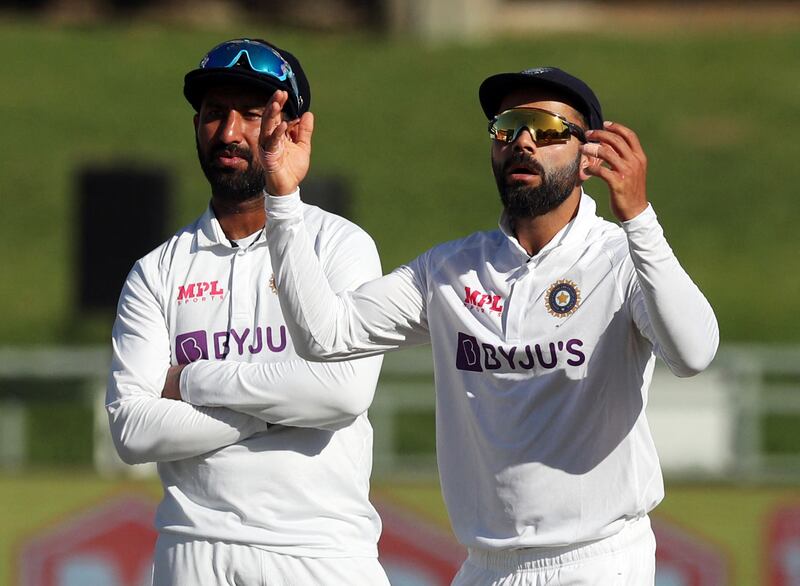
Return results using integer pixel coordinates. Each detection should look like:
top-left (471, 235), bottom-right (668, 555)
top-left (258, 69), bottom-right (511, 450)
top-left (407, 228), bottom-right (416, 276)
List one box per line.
top-left (0, 344), bottom-right (798, 482)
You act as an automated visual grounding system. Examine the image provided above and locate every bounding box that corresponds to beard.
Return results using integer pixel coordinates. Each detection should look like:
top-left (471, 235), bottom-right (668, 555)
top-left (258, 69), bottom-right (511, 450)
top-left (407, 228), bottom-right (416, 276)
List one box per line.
top-left (493, 150), bottom-right (582, 219)
top-left (196, 140), bottom-right (266, 203)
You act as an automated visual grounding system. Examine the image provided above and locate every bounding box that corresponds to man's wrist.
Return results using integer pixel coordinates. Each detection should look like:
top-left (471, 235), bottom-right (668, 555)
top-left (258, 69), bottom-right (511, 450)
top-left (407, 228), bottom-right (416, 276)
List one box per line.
top-left (620, 203), bottom-right (654, 228)
top-left (264, 188), bottom-right (303, 218)
top-left (161, 364), bottom-right (186, 401)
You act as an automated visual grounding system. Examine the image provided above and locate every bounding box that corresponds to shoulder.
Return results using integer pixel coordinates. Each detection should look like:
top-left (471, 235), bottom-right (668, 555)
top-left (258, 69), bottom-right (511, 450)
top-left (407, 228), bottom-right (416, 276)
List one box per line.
top-left (585, 214), bottom-right (630, 266)
top-left (424, 229), bottom-right (505, 263)
top-left (300, 203), bottom-right (382, 284)
top-left (129, 216), bottom-right (203, 286)
top-left (409, 229), bottom-right (505, 276)
top-left (300, 202), bottom-right (378, 253)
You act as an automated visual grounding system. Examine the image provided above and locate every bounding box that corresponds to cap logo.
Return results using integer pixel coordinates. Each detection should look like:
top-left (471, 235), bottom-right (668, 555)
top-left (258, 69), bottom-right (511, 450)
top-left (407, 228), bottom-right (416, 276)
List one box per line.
top-left (524, 67), bottom-right (554, 75)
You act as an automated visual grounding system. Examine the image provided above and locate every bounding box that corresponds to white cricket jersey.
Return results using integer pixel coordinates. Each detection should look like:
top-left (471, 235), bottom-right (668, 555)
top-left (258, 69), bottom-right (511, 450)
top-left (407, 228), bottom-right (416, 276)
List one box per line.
top-left (106, 202), bottom-right (384, 558)
top-left (264, 189), bottom-right (719, 550)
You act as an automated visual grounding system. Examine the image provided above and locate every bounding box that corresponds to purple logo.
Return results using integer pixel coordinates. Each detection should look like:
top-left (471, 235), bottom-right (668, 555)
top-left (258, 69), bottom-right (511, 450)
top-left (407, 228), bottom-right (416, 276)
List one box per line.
top-left (175, 330), bottom-right (209, 364)
top-left (175, 325), bottom-right (287, 362)
top-left (456, 332), bottom-right (483, 372)
top-left (455, 331), bottom-right (585, 373)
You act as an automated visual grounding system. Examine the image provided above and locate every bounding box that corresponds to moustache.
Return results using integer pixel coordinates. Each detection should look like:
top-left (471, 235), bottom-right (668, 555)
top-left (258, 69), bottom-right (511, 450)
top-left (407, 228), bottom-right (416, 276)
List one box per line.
top-left (210, 144), bottom-right (253, 163)
top-left (503, 152), bottom-right (545, 177)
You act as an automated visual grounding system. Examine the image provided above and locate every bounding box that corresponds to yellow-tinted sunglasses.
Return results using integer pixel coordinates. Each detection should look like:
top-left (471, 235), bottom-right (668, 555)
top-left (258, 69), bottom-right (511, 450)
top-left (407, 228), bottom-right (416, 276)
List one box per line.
top-left (489, 107), bottom-right (587, 146)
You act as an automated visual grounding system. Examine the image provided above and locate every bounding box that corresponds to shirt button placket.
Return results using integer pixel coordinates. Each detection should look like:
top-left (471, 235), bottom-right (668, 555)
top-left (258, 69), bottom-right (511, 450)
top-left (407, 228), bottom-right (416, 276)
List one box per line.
top-left (506, 263), bottom-right (532, 344)
top-left (232, 248), bottom-right (251, 320)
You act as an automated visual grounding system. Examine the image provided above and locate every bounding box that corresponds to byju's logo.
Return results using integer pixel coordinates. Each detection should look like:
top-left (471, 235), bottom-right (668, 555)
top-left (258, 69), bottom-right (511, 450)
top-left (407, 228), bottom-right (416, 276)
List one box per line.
top-left (456, 333), bottom-right (484, 372)
top-left (175, 331), bottom-right (209, 364)
top-left (455, 331), bottom-right (585, 373)
top-left (176, 280), bottom-right (225, 305)
top-left (463, 287), bottom-right (504, 315)
top-left (174, 325), bottom-right (287, 364)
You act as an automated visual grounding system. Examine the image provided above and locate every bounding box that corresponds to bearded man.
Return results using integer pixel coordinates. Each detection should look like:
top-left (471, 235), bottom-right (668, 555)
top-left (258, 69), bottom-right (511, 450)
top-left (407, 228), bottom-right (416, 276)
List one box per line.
top-left (106, 38), bottom-right (389, 586)
top-left (256, 66), bottom-right (720, 585)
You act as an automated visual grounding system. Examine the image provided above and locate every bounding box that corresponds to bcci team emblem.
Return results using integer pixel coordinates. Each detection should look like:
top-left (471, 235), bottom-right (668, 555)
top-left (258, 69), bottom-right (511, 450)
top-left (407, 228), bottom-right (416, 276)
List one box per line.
top-left (545, 279), bottom-right (581, 317)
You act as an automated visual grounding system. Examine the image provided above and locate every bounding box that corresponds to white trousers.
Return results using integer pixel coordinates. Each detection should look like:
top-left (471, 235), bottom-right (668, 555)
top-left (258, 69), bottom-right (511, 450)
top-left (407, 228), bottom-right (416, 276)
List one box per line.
top-left (452, 516), bottom-right (656, 586)
top-left (151, 534), bottom-right (390, 586)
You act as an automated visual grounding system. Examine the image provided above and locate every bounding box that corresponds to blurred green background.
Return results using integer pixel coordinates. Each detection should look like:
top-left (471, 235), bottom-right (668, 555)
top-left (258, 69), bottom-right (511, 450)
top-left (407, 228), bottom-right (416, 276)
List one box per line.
top-left (2, 16), bottom-right (799, 345)
top-left (1, 3), bottom-right (800, 585)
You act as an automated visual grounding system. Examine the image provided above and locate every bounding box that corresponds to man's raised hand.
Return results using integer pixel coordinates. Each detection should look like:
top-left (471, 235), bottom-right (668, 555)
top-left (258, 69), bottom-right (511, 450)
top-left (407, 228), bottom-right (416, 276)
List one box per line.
top-left (259, 89), bottom-right (315, 196)
top-left (581, 121), bottom-right (648, 222)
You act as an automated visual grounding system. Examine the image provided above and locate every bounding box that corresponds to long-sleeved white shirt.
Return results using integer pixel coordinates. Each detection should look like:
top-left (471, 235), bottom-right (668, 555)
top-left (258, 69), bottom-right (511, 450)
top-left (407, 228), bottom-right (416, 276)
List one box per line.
top-left (106, 203), bottom-right (384, 557)
top-left (264, 189), bottom-right (719, 550)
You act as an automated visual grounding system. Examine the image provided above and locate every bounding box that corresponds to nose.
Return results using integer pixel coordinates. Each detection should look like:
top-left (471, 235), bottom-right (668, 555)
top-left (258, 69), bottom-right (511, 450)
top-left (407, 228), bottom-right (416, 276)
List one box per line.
top-left (219, 110), bottom-right (245, 144)
top-left (510, 127), bottom-right (537, 154)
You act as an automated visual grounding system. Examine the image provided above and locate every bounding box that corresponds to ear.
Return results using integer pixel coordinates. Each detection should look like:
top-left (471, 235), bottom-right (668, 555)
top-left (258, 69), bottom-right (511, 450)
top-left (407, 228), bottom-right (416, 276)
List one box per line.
top-left (193, 113), bottom-right (199, 133)
top-left (579, 149), bottom-right (599, 183)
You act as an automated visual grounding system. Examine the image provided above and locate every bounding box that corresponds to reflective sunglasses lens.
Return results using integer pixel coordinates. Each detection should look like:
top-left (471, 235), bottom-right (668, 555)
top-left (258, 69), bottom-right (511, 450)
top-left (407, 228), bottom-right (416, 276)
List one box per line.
top-left (200, 40), bottom-right (302, 114)
top-left (202, 41), bottom-right (290, 81)
top-left (244, 48), bottom-right (291, 81)
top-left (201, 42), bottom-right (243, 68)
top-left (490, 109), bottom-right (571, 144)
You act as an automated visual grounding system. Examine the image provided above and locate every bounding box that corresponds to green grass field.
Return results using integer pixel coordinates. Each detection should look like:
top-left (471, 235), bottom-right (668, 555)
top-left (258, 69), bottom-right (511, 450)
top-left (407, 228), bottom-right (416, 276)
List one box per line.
top-left (2, 472), bottom-right (799, 586)
top-left (1, 19), bottom-right (799, 345)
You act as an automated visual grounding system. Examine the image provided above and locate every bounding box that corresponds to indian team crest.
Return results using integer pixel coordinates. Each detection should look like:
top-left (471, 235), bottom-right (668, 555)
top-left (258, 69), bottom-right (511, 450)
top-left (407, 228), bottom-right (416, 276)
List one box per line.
top-left (545, 279), bottom-right (581, 317)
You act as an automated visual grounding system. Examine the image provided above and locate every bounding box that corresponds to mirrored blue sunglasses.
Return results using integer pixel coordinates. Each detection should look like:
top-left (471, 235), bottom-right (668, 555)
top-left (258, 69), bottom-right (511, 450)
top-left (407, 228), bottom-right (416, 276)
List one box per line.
top-left (200, 39), bottom-right (302, 115)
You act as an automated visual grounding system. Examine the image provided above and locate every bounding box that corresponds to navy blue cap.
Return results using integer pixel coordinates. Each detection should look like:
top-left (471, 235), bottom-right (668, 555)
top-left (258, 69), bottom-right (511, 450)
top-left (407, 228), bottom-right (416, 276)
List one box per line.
top-left (479, 67), bottom-right (603, 130)
top-left (184, 38), bottom-right (310, 119)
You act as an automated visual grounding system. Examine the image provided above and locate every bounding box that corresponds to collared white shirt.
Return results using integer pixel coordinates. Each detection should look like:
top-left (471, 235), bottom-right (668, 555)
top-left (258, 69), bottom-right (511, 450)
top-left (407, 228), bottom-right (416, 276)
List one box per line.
top-left (107, 203), bottom-right (384, 557)
top-left (264, 189), bottom-right (719, 550)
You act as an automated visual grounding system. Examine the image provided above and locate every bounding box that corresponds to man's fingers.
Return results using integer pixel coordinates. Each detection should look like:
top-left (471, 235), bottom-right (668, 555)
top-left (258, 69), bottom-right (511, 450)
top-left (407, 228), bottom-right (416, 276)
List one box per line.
top-left (581, 142), bottom-right (601, 158)
top-left (585, 128), bottom-right (630, 160)
top-left (262, 121), bottom-right (288, 163)
top-left (269, 90), bottom-right (289, 110)
top-left (295, 112), bottom-right (314, 148)
top-left (260, 120), bottom-right (286, 152)
top-left (583, 163), bottom-right (615, 184)
top-left (262, 90), bottom-right (290, 133)
top-left (581, 141), bottom-right (624, 172)
top-left (261, 102), bottom-right (282, 139)
top-left (601, 121), bottom-right (646, 161)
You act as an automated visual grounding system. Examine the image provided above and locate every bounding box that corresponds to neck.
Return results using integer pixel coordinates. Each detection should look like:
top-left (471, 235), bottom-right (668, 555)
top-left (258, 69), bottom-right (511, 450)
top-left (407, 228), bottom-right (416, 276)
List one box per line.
top-left (511, 190), bottom-right (581, 256)
top-left (211, 193), bottom-right (266, 240)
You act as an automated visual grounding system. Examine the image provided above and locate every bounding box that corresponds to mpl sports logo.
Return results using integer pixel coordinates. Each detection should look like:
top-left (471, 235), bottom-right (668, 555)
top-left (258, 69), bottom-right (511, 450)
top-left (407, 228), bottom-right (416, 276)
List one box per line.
top-left (176, 280), bottom-right (225, 305)
top-left (463, 287), bottom-right (504, 316)
top-left (455, 331), bottom-right (585, 372)
top-left (175, 325), bottom-right (287, 364)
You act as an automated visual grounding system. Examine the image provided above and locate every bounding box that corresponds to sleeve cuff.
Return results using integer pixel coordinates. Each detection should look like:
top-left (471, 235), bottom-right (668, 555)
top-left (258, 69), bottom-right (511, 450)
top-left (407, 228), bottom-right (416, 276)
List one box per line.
top-left (620, 203), bottom-right (656, 233)
top-left (179, 363), bottom-right (194, 404)
top-left (264, 188), bottom-right (303, 219)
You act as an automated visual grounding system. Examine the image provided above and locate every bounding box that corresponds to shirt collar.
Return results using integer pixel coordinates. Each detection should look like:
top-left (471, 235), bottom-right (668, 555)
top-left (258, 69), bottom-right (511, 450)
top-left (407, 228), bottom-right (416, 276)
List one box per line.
top-left (498, 189), bottom-right (598, 261)
top-left (196, 205), bottom-right (267, 250)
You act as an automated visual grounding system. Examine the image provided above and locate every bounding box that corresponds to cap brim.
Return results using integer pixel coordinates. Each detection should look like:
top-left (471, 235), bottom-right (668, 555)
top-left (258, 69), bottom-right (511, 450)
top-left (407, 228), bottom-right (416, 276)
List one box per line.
top-left (184, 68), bottom-right (297, 117)
top-left (479, 72), bottom-right (601, 129)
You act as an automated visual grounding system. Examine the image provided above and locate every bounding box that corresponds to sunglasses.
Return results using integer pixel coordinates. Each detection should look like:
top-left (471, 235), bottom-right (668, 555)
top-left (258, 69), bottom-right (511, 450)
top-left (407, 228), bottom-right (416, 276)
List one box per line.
top-left (489, 108), bottom-right (587, 146)
top-left (200, 39), bottom-right (302, 115)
